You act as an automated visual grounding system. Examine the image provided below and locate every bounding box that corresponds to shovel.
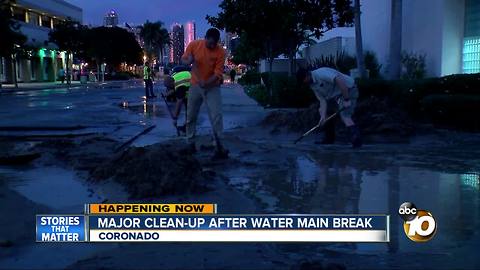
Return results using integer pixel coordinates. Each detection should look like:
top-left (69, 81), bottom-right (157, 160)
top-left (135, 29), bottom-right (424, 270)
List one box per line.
top-left (160, 92), bottom-right (182, 136)
top-left (293, 109), bottom-right (344, 144)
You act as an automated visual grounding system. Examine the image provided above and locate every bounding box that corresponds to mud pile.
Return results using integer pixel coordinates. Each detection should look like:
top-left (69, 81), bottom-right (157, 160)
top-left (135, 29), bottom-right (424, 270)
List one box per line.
top-left (355, 96), bottom-right (414, 137)
top-left (91, 143), bottom-right (207, 198)
top-left (262, 96), bottom-right (415, 140)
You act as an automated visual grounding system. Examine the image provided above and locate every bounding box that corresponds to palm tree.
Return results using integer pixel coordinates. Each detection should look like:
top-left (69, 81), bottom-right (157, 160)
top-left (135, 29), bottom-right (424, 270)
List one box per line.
top-left (388, 0), bottom-right (402, 79)
top-left (354, 0), bottom-right (367, 78)
top-left (139, 21), bottom-right (170, 65)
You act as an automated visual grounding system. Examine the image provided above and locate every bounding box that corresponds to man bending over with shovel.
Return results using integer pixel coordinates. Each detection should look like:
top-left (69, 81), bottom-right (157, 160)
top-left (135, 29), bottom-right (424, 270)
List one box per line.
top-left (181, 28), bottom-right (229, 160)
top-left (297, 67), bottom-right (362, 148)
top-left (163, 69), bottom-right (191, 134)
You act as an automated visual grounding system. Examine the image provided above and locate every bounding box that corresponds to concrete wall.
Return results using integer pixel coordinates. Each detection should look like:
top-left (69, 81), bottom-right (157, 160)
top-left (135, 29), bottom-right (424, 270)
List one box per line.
top-left (360, 0), bottom-right (392, 74)
top-left (361, 0), bottom-right (465, 77)
top-left (401, 0), bottom-right (444, 77)
top-left (441, 0), bottom-right (465, 75)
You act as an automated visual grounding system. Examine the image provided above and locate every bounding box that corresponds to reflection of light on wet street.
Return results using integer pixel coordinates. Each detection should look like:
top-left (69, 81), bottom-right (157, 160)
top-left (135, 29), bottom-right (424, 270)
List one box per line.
top-left (225, 149), bottom-right (480, 258)
top-left (461, 173), bottom-right (479, 189)
top-left (0, 166), bottom-right (99, 209)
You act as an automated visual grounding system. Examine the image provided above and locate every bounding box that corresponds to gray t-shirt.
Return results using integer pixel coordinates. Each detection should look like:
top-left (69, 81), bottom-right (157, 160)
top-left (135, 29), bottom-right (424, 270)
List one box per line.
top-left (310, 67), bottom-right (355, 100)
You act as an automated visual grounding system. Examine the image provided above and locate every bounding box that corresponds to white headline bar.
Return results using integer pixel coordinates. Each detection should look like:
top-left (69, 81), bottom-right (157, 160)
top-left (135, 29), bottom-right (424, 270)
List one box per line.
top-left (89, 230), bottom-right (389, 242)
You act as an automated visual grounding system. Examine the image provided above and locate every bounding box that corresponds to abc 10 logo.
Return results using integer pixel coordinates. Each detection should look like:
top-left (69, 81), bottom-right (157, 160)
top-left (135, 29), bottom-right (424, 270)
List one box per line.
top-left (398, 202), bottom-right (437, 242)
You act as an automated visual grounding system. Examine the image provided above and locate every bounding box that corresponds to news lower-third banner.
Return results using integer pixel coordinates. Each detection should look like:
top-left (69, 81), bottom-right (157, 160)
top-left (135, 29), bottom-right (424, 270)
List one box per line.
top-left (36, 204), bottom-right (390, 243)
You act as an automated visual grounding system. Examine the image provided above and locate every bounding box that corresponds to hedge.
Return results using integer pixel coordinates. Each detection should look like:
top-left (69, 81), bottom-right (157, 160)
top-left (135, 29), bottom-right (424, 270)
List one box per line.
top-left (243, 71), bottom-right (480, 130)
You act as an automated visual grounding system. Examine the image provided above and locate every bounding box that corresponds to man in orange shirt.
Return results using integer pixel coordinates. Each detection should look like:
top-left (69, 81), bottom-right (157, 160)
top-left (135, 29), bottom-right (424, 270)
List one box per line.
top-left (182, 28), bottom-right (228, 159)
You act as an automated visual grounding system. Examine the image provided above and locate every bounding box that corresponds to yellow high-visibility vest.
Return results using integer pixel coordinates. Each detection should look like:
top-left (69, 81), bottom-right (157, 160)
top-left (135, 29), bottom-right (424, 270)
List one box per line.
top-left (172, 71), bottom-right (191, 90)
top-left (143, 66), bottom-right (150, 80)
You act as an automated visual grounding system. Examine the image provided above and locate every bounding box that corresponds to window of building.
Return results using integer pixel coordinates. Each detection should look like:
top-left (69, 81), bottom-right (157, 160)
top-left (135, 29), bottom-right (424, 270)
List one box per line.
top-left (41, 15), bottom-right (52, 28)
top-left (52, 18), bottom-right (62, 29)
top-left (30, 58), bottom-right (36, 80)
top-left (29, 12), bottom-right (40, 26)
top-left (12, 6), bottom-right (26, 22)
top-left (463, 38), bottom-right (480, 74)
top-left (463, 0), bottom-right (480, 73)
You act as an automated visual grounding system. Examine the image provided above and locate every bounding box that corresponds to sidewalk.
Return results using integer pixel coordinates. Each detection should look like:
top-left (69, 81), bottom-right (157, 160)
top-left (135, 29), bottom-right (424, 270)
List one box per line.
top-left (0, 79), bottom-right (142, 92)
top-left (0, 81), bottom-right (83, 91)
top-left (221, 83), bottom-right (262, 111)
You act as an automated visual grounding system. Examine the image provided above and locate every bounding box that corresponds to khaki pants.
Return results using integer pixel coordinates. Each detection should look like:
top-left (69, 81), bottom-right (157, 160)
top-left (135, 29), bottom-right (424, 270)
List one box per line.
top-left (186, 85), bottom-right (223, 144)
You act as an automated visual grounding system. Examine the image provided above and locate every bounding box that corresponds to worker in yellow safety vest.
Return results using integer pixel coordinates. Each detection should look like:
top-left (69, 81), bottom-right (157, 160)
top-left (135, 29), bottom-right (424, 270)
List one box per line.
top-left (163, 70), bottom-right (191, 129)
top-left (144, 62), bottom-right (156, 98)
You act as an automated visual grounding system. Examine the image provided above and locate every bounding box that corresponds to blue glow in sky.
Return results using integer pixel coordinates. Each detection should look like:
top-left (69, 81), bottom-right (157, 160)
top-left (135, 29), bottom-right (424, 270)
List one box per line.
top-left (66, 0), bottom-right (221, 35)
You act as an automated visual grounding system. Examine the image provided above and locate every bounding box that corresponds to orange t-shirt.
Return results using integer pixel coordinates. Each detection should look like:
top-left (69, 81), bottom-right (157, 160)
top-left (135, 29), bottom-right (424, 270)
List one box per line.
top-left (182, 40), bottom-right (226, 86)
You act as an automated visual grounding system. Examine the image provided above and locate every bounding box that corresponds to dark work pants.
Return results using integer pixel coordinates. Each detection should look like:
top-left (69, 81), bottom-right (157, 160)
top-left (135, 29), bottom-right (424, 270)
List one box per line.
top-left (144, 79), bottom-right (154, 97)
top-left (322, 100), bottom-right (337, 143)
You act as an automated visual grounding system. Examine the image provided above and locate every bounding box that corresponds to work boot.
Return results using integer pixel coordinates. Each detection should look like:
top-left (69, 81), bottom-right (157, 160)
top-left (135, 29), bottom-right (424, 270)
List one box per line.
top-left (211, 148), bottom-right (229, 161)
top-left (349, 125), bottom-right (362, 148)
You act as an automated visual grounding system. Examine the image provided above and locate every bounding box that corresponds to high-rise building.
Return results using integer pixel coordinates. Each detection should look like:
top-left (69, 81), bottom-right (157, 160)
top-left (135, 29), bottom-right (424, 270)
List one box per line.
top-left (225, 32), bottom-right (239, 55)
top-left (185, 21), bottom-right (196, 48)
top-left (169, 23), bottom-right (185, 64)
top-left (104, 10), bottom-right (118, 27)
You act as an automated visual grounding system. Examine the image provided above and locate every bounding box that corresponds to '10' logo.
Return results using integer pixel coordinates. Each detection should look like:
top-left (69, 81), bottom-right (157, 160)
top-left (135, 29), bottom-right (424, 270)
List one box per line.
top-left (398, 202), bottom-right (436, 242)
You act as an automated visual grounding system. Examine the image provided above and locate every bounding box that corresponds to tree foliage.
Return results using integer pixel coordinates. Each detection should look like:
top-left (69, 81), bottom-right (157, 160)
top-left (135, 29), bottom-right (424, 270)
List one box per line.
top-left (231, 33), bottom-right (263, 66)
top-left (48, 19), bottom-right (86, 57)
top-left (0, 0), bottom-right (26, 87)
top-left (50, 24), bottom-right (143, 69)
top-left (207, 0), bottom-right (354, 70)
top-left (0, 0), bottom-right (26, 57)
top-left (84, 26), bottom-right (143, 67)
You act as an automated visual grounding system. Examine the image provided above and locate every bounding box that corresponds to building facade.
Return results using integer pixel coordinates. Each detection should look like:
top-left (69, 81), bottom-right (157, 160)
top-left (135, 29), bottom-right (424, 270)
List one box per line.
top-left (0, 0), bottom-right (82, 84)
top-left (360, 0), bottom-right (471, 77)
top-left (224, 32), bottom-right (239, 55)
top-left (302, 36), bottom-right (356, 63)
top-left (298, 0), bottom-right (478, 78)
top-left (169, 23), bottom-right (184, 64)
top-left (184, 21), bottom-right (196, 49)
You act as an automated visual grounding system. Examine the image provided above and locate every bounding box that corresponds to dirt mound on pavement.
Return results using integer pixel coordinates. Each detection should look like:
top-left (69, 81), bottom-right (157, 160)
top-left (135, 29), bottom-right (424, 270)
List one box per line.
top-left (91, 142), bottom-right (208, 198)
top-left (262, 105), bottom-right (320, 132)
top-left (355, 96), bottom-right (414, 136)
top-left (262, 96), bottom-right (415, 140)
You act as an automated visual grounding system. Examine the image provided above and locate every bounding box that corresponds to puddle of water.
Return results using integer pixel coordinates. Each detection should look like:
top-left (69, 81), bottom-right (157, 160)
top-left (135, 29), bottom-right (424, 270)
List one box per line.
top-left (229, 152), bottom-right (480, 258)
top-left (1, 166), bottom-right (101, 210)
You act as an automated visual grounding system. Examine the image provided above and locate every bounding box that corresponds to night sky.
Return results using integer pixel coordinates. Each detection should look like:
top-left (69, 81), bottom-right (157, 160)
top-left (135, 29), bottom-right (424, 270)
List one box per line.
top-left (65, 0), bottom-right (221, 36)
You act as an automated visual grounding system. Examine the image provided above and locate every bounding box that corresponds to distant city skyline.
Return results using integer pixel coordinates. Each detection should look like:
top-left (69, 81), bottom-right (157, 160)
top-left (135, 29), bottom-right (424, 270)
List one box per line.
top-left (65, 0), bottom-right (221, 37)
